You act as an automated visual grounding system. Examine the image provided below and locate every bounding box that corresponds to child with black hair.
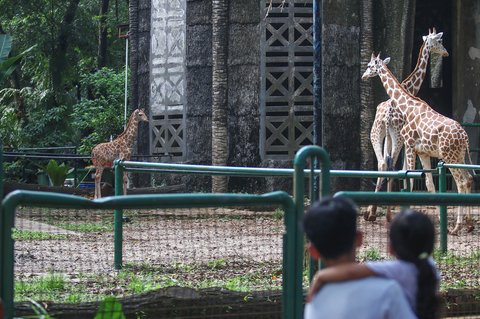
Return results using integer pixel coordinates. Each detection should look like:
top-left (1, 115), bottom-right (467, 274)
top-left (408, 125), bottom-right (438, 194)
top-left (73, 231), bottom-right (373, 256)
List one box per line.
top-left (308, 208), bottom-right (440, 319)
top-left (303, 197), bottom-right (416, 319)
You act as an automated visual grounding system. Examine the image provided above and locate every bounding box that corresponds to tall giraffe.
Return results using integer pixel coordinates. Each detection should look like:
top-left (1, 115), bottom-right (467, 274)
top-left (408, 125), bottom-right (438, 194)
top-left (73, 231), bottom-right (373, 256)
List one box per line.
top-left (91, 108), bottom-right (148, 199)
top-left (366, 29), bottom-right (449, 222)
top-left (362, 53), bottom-right (473, 235)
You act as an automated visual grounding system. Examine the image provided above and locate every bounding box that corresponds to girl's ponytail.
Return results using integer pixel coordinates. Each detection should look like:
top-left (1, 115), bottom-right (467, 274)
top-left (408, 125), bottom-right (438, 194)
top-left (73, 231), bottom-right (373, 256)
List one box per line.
top-left (389, 209), bottom-right (439, 319)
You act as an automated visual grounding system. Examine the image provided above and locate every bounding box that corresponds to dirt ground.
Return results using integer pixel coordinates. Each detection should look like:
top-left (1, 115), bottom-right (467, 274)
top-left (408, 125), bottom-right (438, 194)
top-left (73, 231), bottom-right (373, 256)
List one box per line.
top-left (13, 205), bottom-right (480, 286)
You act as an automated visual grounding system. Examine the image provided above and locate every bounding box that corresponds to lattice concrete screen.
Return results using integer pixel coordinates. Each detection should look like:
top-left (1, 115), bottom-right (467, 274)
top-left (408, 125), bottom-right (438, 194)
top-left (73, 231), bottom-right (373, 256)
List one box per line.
top-left (150, 0), bottom-right (186, 161)
top-left (261, 0), bottom-right (314, 160)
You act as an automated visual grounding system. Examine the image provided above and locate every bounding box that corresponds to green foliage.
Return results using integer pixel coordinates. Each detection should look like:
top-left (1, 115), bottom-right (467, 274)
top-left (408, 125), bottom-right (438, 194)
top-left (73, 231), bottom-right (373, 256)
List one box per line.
top-left (25, 297), bottom-right (54, 319)
top-left (12, 229), bottom-right (67, 241)
top-left (94, 297), bottom-right (126, 319)
top-left (0, 42), bottom-right (36, 84)
top-left (39, 159), bottom-right (73, 186)
top-left (0, 0), bottom-right (129, 151)
top-left (71, 68), bottom-right (127, 154)
top-left (0, 105), bottom-right (23, 147)
top-left (0, 34), bottom-right (13, 59)
top-left (358, 248), bottom-right (383, 262)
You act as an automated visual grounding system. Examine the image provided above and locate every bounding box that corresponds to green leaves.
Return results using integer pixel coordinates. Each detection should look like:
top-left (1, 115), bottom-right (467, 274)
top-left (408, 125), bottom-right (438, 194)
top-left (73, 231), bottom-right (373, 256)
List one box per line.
top-left (0, 34), bottom-right (13, 60)
top-left (0, 33), bottom-right (36, 84)
top-left (41, 159), bottom-right (73, 187)
top-left (94, 297), bottom-right (126, 319)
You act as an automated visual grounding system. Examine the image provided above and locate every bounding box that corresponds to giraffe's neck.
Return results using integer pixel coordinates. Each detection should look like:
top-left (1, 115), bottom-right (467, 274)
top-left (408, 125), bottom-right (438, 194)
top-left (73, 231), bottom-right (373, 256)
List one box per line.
top-left (118, 115), bottom-right (140, 148)
top-left (378, 67), bottom-right (412, 115)
top-left (401, 42), bottom-right (429, 95)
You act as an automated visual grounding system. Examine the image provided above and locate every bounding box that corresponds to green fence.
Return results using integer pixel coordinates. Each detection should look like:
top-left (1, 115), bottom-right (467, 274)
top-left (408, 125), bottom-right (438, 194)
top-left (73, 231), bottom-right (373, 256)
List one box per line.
top-left (1, 190), bottom-right (298, 319)
top-left (4, 142), bottom-right (476, 318)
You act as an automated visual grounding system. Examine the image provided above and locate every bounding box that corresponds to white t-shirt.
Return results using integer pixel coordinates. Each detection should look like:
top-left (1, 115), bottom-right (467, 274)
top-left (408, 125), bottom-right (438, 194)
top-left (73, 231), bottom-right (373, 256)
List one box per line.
top-left (304, 277), bottom-right (416, 319)
top-left (366, 258), bottom-right (440, 309)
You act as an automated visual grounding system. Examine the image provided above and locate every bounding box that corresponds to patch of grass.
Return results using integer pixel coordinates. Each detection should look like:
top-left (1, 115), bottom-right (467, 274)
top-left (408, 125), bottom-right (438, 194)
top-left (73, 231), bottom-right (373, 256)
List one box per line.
top-left (207, 259), bottom-right (227, 270)
top-left (14, 261), bottom-right (282, 304)
top-left (12, 229), bottom-right (67, 241)
top-left (273, 208), bottom-right (284, 221)
top-left (16, 273), bottom-right (66, 301)
top-left (358, 248), bottom-right (383, 261)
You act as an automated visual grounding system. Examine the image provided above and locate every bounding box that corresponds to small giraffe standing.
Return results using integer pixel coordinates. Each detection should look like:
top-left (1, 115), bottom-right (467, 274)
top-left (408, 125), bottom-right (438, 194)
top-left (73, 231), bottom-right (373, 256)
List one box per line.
top-left (362, 53), bottom-right (473, 235)
top-left (91, 108), bottom-right (148, 199)
top-left (367, 29), bottom-right (449, 221)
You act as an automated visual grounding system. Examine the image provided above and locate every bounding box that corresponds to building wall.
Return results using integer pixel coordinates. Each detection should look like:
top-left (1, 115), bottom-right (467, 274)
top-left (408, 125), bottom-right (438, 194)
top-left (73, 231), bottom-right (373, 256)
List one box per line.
top-left (454, 0), bottom-right (480, 164)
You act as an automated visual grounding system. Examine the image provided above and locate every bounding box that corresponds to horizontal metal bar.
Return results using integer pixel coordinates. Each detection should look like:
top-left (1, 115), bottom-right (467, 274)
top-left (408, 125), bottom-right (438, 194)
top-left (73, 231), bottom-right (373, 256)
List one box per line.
top-left (118, 161), bottom-right (425, 179)
top-left (442, 163), bottom-right (480, 170)
top-left (335, 191), bottom-right (480, 206)
top-left (461, 122), bottom-right (480, 127)
top-left (2, 190), bottom-right (293, 210)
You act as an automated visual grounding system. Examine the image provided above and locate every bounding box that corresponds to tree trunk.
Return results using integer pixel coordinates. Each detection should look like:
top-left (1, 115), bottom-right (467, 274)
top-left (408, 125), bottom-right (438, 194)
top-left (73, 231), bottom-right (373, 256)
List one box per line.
top-left (97, 0), bottom-right (110, 69)
top-left (211, 0), bottom-right (229, 192)
top-left (359, 0), bottom-right (374, 190)
top-left (129, 0), bottom-right (138, 111)
top-left (49, 0), bottom-right (81, 94)
top-left (9, 70), bottom-right (26, 121)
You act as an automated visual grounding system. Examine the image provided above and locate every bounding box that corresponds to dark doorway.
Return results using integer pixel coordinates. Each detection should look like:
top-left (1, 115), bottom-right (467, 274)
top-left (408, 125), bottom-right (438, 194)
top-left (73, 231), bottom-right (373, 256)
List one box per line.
top-left (413, 0), bottom-right (453, 118)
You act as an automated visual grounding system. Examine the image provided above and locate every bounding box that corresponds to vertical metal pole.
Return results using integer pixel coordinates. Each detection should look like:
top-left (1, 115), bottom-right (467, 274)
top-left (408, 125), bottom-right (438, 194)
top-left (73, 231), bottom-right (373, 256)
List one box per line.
top-left (294, 146), bottom-right (330, 319)
top-left (114, 160), bottom-right (124, 269)
top-left (1, 198), bottom-right (15, 319)
top-left (0, 142), bottom-right (3, 201)
top-left (438, 162), bottom-right (447, 253)
top-left (124, 37), bottom-right (129, 129)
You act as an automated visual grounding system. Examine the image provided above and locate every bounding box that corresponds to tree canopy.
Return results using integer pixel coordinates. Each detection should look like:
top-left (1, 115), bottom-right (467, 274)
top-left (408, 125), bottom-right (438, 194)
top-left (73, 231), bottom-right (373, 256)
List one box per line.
top-left (0, 0), bottom-right (129, 151)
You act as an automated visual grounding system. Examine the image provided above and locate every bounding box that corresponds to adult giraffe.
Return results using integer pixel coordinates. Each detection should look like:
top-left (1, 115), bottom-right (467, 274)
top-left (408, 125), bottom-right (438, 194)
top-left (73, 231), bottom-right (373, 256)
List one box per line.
top-left (362, 53), bottom-right (473, 235)
top-left (366, 29), bottom-right (449, 222)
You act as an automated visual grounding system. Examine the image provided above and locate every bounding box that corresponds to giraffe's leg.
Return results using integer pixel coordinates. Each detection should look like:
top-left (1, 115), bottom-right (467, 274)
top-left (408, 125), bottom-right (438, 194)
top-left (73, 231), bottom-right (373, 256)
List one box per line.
top-left (403, 146), bottom-right (417, 191)
top-left (366, 115), bottom-right (387, 221)
top-left (418, 154), bottom-right (436, 193)
top-left (449, 168), bottom-right (474, 235)
top-left (94, 167), bottom-right (104, 199)
top-left (385, 129), bottom-right (403, 222)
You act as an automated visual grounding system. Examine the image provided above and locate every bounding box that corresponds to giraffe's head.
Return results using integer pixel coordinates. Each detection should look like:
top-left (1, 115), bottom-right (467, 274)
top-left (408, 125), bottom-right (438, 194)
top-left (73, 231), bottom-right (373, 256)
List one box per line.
top-left (134, 108), bottom-right (149, 122)
top-left (361, 53), bottom-right (391, 81)
top-left (423, 28), bottom-right (449, 57)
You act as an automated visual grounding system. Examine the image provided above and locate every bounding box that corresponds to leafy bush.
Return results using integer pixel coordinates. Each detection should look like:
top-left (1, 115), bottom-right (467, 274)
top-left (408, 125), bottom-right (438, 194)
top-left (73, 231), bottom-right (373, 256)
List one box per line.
top-left (71, 68), bottom-right (127, 154)
top-left (41, 159), bottom-right (73, 187)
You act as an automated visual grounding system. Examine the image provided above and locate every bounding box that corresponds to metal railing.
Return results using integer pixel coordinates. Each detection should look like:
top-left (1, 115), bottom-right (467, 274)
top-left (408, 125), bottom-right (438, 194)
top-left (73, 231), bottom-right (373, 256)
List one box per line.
top-left (0, 190), bottom-right (296, 319)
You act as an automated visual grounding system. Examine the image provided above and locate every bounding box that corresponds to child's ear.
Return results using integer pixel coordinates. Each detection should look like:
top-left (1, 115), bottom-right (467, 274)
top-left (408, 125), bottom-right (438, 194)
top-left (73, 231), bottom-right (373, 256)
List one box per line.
top-left (307, 242), bottom-right (321, 261)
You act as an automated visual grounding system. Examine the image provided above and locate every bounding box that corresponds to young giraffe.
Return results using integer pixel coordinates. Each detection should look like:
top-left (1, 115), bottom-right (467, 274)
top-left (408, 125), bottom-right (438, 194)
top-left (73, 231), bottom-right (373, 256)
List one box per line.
top-left (366, 28), bottom-right (449, 222)
top-left (362, 53), bottom-right (473, 235)
top-left (91, 108), bottom-right (148, 199)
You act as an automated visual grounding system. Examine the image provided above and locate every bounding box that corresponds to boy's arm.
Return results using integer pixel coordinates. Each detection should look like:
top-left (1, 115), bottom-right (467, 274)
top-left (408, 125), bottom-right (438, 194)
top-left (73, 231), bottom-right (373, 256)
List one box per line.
top-left (307, 263), bottom-right (375, 302)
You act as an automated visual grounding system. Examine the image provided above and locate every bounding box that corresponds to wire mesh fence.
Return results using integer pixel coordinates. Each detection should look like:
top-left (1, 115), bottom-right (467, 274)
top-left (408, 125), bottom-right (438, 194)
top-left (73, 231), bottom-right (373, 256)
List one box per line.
top-left (4, 192), bottom-right (297, 319)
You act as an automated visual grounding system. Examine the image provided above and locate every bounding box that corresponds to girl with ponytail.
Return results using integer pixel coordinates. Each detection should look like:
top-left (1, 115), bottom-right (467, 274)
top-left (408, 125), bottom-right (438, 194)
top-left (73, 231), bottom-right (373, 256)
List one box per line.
top-left (308, 209), bottom-right (440, 319)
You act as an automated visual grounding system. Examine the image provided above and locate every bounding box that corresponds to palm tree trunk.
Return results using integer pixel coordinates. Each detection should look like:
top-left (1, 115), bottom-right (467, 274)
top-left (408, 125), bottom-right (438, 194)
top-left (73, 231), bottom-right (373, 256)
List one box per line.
top-left (211, 0), bottom-right (229, 192)
top-left (359, 0), bottom-right (374, 190)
